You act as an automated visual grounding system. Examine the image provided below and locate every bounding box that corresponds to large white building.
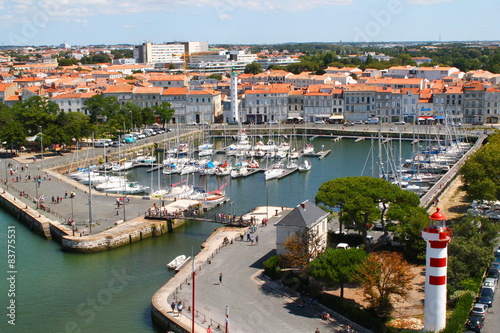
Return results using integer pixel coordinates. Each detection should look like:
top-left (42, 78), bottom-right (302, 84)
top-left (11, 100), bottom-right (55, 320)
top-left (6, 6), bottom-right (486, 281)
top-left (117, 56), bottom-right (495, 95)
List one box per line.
top-left (134, 42), bottom-right (186, 64)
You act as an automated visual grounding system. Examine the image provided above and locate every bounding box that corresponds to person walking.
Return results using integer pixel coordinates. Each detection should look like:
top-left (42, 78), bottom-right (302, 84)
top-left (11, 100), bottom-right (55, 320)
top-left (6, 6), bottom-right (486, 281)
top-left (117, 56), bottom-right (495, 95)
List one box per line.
top-left (255, 235), bottom-right (259, 245)
top-left (315, 328), bottom-right (320, 333)
top-left (176, 301), bottom-right (183, 316)
top-left (171, 301), bottom-right (176, 313)
top-left (206, 325), bottom-right (212, 333)
top-left (219, 272), bottom-right (223, 285)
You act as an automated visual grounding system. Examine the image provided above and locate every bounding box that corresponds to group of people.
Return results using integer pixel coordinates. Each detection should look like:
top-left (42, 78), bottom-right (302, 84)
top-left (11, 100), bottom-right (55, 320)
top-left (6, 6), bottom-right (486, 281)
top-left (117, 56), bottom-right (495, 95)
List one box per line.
top-left (170, 301), bottom-right (183, 316)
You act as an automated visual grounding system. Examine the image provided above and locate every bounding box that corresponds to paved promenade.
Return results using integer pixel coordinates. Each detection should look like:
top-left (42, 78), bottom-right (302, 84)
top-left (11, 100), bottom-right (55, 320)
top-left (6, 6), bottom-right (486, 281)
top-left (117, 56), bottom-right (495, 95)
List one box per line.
top-left (158, 206), bottom-right (354, 333)
top-left (0, 151), bottom-right (159, 235)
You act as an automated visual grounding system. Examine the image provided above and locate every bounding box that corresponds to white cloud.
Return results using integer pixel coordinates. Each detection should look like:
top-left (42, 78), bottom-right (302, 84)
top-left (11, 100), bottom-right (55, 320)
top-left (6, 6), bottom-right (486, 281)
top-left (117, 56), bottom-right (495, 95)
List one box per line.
top-left (218, 13), bottom-right (232, 20)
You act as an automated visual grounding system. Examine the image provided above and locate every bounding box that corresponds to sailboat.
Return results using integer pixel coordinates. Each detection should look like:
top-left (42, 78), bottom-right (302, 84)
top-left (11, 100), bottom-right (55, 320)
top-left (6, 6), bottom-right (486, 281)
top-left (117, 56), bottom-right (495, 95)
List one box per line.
top-left (298, 159), bottom-right (312, 172)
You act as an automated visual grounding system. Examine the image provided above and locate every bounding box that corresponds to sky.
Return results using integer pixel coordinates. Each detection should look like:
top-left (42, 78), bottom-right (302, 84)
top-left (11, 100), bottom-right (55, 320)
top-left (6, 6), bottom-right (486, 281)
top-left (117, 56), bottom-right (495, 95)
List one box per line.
top-left (1, 0), bottom-right (499, 46)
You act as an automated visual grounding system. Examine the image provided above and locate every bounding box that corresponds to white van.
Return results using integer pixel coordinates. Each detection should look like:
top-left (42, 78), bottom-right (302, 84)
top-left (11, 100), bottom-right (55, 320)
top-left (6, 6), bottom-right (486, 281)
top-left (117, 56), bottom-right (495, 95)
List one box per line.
top-left (336, 243), bottom-right (350, 249)
top-left (365, 117), bottom-right (379, 124)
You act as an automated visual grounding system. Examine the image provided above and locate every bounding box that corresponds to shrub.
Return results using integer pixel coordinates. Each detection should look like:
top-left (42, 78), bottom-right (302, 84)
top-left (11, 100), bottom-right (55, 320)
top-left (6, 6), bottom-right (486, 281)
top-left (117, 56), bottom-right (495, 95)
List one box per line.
top-left (440, 291), bottom-right (475, 333)
top-left (263, 255), bottom-right (281, 280)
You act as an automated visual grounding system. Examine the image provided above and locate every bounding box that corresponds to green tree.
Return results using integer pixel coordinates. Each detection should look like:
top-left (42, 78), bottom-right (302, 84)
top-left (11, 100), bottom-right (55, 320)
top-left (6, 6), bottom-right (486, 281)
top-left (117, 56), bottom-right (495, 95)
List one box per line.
top-left (153, 102), bottom-right (175, 125)
top-left (447, 214), bottom-right (500, 294)
top-left (244, 62), bottom-right (263, 75)
top-left (207, 74), bottom-right (223, 81)
top-left (309, 248), bottom-right (367, 299)
top-left (58, 58), bottom-right (78, 66)
top-left (83, 95), bottom-right (120, 123)
top-left (0, 120), bottom-right (26, 153)
top-left (11, 96), bottom-right (60, 135)
top-left (460, 133), bottom-right (500, 201)
top-left (315, 176), bottom-right (424, 252)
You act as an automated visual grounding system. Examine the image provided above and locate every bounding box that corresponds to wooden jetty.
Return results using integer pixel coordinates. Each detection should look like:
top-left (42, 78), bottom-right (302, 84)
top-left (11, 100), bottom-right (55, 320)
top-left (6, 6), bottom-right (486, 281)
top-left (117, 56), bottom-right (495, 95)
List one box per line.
top-left (318, 150), bottom-right (331, 160)
top-left (277, 167), bottom-right (298, 179)
top-left (354, 137), bottom-right (365, 143)
top-left (331, 136), bottom-right (343, 142)
top-left (309, 135), bottom-right (319, 141)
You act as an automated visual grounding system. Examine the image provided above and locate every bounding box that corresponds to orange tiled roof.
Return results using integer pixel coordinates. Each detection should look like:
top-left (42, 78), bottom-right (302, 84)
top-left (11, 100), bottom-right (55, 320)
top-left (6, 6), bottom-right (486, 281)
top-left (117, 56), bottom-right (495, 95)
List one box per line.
top-left (103, 85), bottom-right (134, 93)
top-left (133, 86), bottom-right (163, 94)
top-left (162, 87), bottom-right (188, 95)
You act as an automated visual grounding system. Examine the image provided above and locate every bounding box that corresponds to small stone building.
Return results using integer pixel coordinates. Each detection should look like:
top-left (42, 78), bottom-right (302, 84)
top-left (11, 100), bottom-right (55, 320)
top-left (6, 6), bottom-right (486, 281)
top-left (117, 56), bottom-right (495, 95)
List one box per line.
top-left (275, 200), bottom-right (329, 257)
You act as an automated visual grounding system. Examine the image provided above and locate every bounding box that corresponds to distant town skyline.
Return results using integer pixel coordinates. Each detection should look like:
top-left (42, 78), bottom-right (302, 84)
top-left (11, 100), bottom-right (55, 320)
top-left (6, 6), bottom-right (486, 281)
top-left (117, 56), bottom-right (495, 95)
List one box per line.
top-left (1, 0), bottom-right (499, 47)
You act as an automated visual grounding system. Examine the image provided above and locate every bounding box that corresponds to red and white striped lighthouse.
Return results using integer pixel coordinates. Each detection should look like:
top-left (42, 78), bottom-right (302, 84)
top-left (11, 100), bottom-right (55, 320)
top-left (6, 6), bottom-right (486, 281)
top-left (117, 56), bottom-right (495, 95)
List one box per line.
top-left (422, 207), bottom-right (452, 332)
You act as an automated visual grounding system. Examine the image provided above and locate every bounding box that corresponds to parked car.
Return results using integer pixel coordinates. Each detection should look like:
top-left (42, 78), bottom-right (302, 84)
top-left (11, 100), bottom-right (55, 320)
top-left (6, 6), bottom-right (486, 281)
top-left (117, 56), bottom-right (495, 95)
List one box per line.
top-left (336, 243), bottom-right (350, 249)
top-left (487, 268), bottom-right (500, 281)
top-left (186, 122), bottom-right (198, 126)
top-left (394, 121), bottom-right (406, 125)
top-left (268, 120), bottom-right (278, 125)
top-left (478, 287), bottom-right (494, 307)
top-left (353, 120), bottom-right (363, 125)
top-left (471, 303), bottom-right (488, 317)
top-left (256, 121), bottom-right (265, 125)
top-left (314, 120), bottom-right (325, 124)
top-left (483, 277), bottom-right (497, 290)
top-left (110, 141), bottom-right (122, 147)
top-left (466, 315), bottom-right (485, 332)
top-left (491, 261), bottom-right (500, 270)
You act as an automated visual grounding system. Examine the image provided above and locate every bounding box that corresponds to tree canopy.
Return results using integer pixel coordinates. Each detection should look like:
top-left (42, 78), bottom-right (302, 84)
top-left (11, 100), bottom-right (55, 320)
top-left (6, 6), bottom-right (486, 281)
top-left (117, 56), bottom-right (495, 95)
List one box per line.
top-left (244, 62), bottom-right (263, 75)
top-left (281, 229), bottom-right (324, 274)
top-left (460, 132), bottom-right (500, 201)
top-left (315, 176), bottom-right (425, 252)
top-left (354, 251), bottom-right (416, 318)
top-left (447, 214), bottom-right (500, 294)
top-left (309, 248), bottom-right (367, 299)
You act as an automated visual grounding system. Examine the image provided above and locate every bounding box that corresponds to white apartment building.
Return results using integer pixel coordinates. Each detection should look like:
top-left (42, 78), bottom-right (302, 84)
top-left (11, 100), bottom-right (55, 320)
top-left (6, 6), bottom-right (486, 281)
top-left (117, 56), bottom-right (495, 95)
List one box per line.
top-left (243, 88), bottom-right (290, 123)
top-left (432, 86), bottom-right (463, 125)
top-left (463, 82), bottom-right (486, 124)
top-left (484, 88), bottom-right (500, 124)
top-left (343, 85), bottom-right (377, 122)
top-left (134, 42), bottom-right (185, 64)
top-left (51, 92), bottom-right (95, 113)
top-left (411, 66), bottom-right (462, 82)
top-left (181, 41), bottom-right (209, 55)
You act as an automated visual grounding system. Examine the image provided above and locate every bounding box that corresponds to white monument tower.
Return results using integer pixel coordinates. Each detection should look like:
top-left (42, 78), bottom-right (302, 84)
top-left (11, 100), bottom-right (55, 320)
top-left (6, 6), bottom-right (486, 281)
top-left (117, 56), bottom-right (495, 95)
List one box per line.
top-left (422, 207), bottom-right (452, 332)
top-left (229, 69), bottom-right (239, 123)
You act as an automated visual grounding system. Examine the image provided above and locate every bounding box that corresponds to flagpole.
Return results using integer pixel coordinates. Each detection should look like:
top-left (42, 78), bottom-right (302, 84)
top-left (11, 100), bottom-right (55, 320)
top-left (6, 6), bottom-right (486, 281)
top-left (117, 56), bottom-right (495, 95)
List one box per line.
top-left (191, 247), bottom-right (195, 333)
top-left (225, 305), bottom-right (229, 333)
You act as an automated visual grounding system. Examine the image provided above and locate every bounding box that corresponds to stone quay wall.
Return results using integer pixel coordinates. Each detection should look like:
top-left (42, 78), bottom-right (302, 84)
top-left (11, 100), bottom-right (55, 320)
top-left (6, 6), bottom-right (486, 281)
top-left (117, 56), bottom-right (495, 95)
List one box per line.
top-left (0, 188), bottom-right (53, 238)
top-left (60, 221), bottom-right (168, 253)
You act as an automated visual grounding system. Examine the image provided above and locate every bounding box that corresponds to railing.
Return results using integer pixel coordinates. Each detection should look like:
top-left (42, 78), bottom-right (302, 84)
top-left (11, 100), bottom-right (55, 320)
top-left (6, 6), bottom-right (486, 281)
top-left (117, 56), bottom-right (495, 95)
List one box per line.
top-left (419, 133), bottom-right (487, 209)
top-left (168, 233), bottom-right (240, 331)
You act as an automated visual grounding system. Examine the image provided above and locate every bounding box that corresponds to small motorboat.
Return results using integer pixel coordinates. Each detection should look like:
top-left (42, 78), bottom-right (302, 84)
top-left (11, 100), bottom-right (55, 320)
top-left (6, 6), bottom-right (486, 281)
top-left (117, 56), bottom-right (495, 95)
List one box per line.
top-left (167, 255), bottom-right (191, 271)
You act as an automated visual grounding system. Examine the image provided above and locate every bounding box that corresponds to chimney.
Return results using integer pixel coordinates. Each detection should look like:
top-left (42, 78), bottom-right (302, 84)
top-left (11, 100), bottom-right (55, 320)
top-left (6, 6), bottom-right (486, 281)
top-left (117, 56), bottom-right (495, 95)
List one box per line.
top-left (300, 202), bottom-right (306, 210)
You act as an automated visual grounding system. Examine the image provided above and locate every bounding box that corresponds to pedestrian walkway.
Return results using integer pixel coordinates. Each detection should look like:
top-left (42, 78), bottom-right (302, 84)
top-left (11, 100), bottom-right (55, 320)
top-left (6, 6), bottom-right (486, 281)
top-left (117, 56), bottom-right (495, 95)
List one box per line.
top-left (159, 206), bottom-right (346, 333)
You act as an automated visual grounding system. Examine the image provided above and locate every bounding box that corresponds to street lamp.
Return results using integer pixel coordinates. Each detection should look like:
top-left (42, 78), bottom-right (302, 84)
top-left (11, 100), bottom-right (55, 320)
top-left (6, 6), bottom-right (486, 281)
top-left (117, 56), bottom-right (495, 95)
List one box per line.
top-left (39, 126), bottom-right (43, 169)
top-left (35, 179), bottom-right (40, 209)
top-left (266, 184), bottom-right (269, 219)
top-left (230, 202), bottom-right (235, 217)
top-left (71, 195), bottom-right (75, 236)
top-left (130, 111), bottom-right (134, 131)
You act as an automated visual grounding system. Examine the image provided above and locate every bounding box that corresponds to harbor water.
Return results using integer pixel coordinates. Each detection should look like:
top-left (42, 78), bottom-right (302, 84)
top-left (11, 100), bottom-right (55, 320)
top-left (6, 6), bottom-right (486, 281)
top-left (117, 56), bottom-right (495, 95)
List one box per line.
top-left (0, 137), bottom-right (413, 332)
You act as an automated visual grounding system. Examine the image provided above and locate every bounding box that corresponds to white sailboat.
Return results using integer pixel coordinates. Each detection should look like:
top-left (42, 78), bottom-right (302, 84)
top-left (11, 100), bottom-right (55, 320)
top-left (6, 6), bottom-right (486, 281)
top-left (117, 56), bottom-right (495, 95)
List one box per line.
top-left (298, 160), bottom-right (312, 172)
